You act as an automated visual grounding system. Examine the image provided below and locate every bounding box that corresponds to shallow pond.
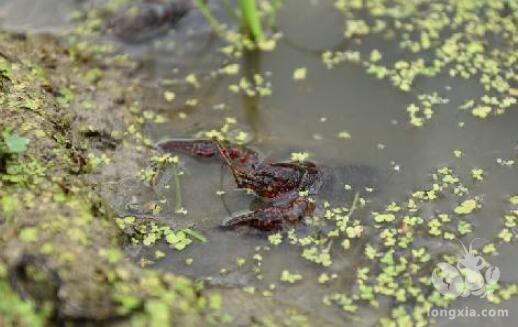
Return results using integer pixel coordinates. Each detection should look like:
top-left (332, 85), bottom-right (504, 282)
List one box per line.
top-left (2, 0), bottom-right (517, 325)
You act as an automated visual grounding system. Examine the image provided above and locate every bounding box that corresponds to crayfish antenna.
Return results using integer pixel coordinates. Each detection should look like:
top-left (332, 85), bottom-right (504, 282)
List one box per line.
top-left (214, 140), bottom-right (250, 184)
top-left (214, 140), bottom-right (235, 168)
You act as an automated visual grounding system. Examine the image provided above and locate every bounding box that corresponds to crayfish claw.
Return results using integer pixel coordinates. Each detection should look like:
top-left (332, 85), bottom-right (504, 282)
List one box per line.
top-left (220, 208), bottom-right (283, 231)
top-left (157, 139), bottom-right (220, 158)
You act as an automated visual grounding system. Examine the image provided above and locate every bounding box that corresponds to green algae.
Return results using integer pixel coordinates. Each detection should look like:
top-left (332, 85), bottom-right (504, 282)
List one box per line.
top-left (331, 0), bottom-right (517, 126)
top-left (0, 279), bottom-right (46, 327)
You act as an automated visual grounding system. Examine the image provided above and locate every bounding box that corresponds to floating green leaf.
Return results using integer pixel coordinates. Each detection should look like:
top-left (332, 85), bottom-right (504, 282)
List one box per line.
top-left (374, 213), bottom-right (396, 223)
top-left (183, 228), bottom-right (208, 243)
top-left (454, 199), bottom-right (478, 215)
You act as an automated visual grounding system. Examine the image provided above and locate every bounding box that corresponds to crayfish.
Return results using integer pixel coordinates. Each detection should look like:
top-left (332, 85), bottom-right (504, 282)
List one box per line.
top-left (157, 139), bottom-right (327, 231)
top-left (109, 0), bottom-right (190, 43)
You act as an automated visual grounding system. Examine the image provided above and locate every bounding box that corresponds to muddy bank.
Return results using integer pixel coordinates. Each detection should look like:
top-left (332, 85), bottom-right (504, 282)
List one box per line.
top-left (0, 31), bottom-right (220, 325)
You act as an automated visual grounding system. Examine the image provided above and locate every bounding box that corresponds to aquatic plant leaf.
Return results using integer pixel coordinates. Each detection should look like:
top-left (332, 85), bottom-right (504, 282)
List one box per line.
top-left (183, 228), bottom-right (208, 243)
top-left (454, 199), bottom-right (478, 215)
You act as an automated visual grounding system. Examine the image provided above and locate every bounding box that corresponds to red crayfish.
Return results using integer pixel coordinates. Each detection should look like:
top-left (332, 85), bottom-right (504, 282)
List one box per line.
top-left (109, 0), bottom-right (190, 43)
top-left (157, 139), bottom-right (327, 231)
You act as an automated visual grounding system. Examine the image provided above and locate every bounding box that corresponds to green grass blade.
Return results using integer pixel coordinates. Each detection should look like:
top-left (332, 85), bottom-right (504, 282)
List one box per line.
top-left (238, 0), bottom-right (265, 42)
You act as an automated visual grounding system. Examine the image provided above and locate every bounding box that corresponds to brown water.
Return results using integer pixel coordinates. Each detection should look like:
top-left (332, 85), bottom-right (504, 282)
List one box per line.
top-left (2, 0), bottom-right (517, 326)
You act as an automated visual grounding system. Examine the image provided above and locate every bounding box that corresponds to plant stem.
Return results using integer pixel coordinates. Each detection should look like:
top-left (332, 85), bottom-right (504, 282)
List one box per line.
top-left (173, 164), bottom-right (183, 214)
top-left (347, 192), bottom-right (360, 219)
top-left (238, 0), bottom-right (265, 42)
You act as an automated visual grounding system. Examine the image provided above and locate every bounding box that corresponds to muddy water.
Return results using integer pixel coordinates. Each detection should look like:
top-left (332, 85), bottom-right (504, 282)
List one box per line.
top-left (136, 1), bottom-right (518, 325)
top-left (2, 0), bottom-right (517, 325)
top-left (0, 0), bottom-right (78, 32)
